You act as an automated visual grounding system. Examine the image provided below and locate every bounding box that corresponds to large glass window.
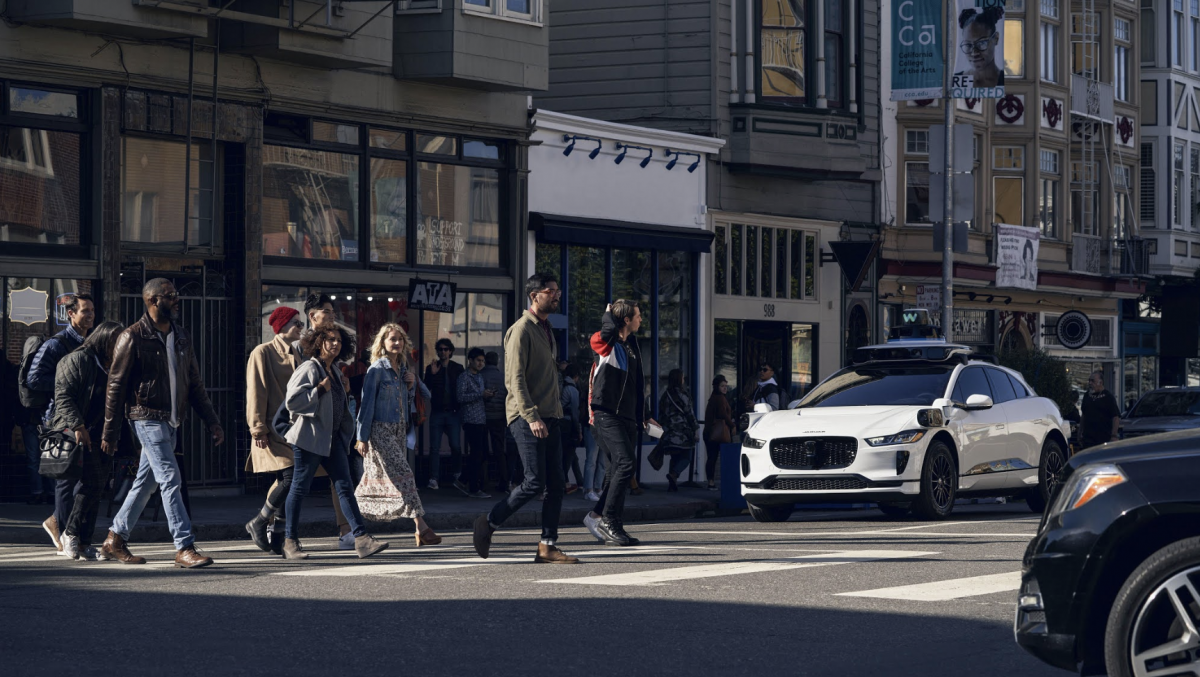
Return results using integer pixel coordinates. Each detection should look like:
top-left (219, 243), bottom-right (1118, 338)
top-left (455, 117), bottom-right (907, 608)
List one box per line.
top-left (1, 126), bottom-right (81, 246)
top-left (657, 250), bottom-right (693, 393)
top-left (824, 0), bottom-right (844, 108)
top-left (3, 277), bottom-right (96, 365)
top-left (370, 157), bottom-right (407, 263)
top-left (1176, 142), bottom-right (1187, 227)
top-left (1142, 5), bottom-right (1157, 65)
top-left (416, 163), bottom-right (500, 268)
top-left (567, 245), bottom-right (606, 366)
top-left (1041, 22), bottom-right (1059, 82)
top-left (1176, 0), bottom-right (1187, 67)
top-left (713, 223), bottom-right (818, 300)
top-left (906, 162), bottom-right (932, 224)
top-left (761, 0), bottom-right (807, 101)
top-left (1004, 19), bottom-right (1025, 77)
top-left (1115, 44), bottom-right (1130, 101)
top-left (121, 137), bottom-right (218, 249)
top-left (262, 145), bottom-right (359, 260)
top-left (994, 177), bottom-right (1024, 225)
top-left (1142, 142), bottom-right (1156, 225)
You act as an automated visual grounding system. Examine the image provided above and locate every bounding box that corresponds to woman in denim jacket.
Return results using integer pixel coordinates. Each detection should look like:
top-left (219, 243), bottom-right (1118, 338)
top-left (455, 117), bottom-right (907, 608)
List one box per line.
top-left (354, 323), bottom-right (441, 546)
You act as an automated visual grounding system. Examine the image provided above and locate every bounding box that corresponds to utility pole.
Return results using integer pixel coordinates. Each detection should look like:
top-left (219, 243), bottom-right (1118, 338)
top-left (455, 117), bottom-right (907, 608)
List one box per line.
top-left (940, 0), bottom-right (955, 342)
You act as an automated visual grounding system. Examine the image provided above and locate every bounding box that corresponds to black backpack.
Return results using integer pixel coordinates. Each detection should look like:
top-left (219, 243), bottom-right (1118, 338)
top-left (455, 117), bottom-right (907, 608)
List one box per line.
top-left (17, 334), bottom-right (49, 410)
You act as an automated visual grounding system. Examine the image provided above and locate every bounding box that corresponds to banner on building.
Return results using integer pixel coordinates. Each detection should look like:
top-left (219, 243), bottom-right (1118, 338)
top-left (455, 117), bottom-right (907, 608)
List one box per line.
top-left (950, 0), bottom-right (1006, 99)
top-left (408, 278), bottom-right (457, 313)
top-left (996, 224), bottom-right (1039, 290)
top-left (891, 0), bottom-right (944, 100)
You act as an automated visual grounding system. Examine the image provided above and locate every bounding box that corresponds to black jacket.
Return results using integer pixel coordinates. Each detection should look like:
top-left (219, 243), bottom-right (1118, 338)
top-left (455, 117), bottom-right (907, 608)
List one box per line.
top-left (588, 311), bottom-right (648, 425)
top-left (424, 360), bottom-right (465, 414)
top-left (49, 348), bottom-right (106, 435)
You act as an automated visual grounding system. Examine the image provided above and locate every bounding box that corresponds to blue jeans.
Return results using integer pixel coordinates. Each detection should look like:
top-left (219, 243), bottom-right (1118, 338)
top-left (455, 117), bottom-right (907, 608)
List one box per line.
top-left (286, 436), bottom-right (365, 540)
top-left (112, 420), bottom-right (194, 550)
top-left (581, 425), bottom-right (606, 492)
top-left (488, 418), bottom-right (563, 541)
top-left (668, 449), bottom-right (692, 478)
top-left (427, 410), bottom-right (462, 482)
top-left (23, 422), bottom-right (53, 496)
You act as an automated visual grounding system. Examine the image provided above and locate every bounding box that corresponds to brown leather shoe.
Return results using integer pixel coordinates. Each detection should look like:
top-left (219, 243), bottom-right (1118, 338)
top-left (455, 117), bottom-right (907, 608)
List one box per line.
top-left (416, 528), bottom-right (442, 547)
top-left (535, 543), bottom-right (580, 564)
top-left (174, 545), bottom-right (213, 569)
top-left (472, 514), bottom-right (495, 559)
top-left (282, 538), bottom-right (309, 560)
top-left (43, 516), bottom-right (61, 551)
top-left (100, 530), bottom-right (146, 564)
top-left (354, 533), bottom-right (389, 559)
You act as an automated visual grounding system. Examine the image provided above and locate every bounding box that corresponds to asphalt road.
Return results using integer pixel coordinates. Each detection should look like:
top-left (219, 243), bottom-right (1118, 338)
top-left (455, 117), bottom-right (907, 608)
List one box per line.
top-left (0, 504), bottom-right (1066, 677)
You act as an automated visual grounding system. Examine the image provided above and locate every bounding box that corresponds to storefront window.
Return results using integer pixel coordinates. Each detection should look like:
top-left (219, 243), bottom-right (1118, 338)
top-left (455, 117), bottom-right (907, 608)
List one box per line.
top-left (262, 145), bottom-right (359, 260)
top-left (370, 157), bottom-right (407, 263)
top-left (121, 137), bottom-right (218, 249)
top-left (536, 242), bottom-right (563, 281)
top-left (1, 126), bottom-right (82, 246)
top-left (4, 277), bottom-right (96, 364)
top-left (567, 246), bottom-right (606, 366)
top-left (419, 293), bottom-right (507, 373)
top-left (612, 249), bottom-right (653, 360)
top-left (416, 163), bottom-right (499, 267)
top-left (791, 324), bottom-right (816, 401)
top-left (657, 250), bottom-right (693, 392)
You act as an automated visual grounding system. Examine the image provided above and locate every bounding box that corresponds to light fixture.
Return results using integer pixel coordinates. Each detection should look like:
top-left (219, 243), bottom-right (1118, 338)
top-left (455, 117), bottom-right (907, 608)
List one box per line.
top-left (614, 146), bottom-right (627, 164)
top-left (967, 292), bottom-right (977, 301)
top-left (1005, 297), bottom-right (1013, 305)
top-left (563, 134), bottom-right (602, 159)
top-left (367, 296), bottom-right (373, 301)
top-left (687, 156), bottom-right (700, 172)
top-left (615, 143), bottom-right (653, 168)
top-left (330, 295), bottom-right (337, 300)
top-left (664, 149), bottom-right (701, 172)
top-left (987, 295), bottom-right (995, 303)
top-left (388, 297), bottom-right (394, 302)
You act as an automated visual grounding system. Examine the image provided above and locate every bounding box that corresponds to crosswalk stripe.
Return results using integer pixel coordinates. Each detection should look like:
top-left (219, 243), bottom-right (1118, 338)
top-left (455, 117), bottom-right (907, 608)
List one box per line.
top-left (647, 529), bottom-right (1035, 539)
top-left (273, 546), bottom-right (679, 577)
top-left (539, 549), bottom-right (938, 587)
top-left (835, 571), bottom-right (1021, 601)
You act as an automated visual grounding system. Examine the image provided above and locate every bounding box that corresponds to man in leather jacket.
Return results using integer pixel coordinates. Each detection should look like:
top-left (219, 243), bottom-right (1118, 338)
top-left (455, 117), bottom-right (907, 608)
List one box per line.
top-left (100, 278), bottom-right (224, 568)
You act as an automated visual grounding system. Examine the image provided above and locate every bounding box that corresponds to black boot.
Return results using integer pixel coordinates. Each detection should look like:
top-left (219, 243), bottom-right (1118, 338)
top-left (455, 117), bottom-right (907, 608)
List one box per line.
top-left (667, 474), bottom-right (678, 493)
top-left (269, 520), bottom-right (286, 556)
top-left (246, 514), bottom-right (271, 553)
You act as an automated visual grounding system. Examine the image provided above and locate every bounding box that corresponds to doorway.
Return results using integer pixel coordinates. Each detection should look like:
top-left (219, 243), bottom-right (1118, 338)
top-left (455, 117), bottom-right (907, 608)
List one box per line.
top-left (715, 320), bottom-right (819, 414)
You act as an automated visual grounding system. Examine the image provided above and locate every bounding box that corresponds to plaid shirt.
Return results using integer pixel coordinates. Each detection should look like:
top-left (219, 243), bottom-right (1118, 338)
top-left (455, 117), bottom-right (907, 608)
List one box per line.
top-left (456, 370), bottom-right (487, 425)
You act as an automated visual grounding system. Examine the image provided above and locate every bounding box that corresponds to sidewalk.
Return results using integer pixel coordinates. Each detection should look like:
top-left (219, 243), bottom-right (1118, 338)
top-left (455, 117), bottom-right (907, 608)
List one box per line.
top-left (0, 483), bottom-right (720, 546)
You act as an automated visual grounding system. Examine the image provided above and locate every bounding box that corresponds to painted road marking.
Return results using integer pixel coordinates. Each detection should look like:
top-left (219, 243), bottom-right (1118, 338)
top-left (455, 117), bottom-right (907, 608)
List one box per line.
top-left (836, 571), bottom-right (1022, 601)
top-left (273, 546), bottom-right (680, 577)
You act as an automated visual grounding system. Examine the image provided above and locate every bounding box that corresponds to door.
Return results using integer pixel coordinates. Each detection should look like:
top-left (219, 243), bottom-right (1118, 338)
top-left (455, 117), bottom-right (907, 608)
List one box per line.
top-left (741, 321), bottom-right (788, 411)
top-left (950, 366), bottom-right (1010, 490)
top-left (987, 368), bottom-right (1043, 488)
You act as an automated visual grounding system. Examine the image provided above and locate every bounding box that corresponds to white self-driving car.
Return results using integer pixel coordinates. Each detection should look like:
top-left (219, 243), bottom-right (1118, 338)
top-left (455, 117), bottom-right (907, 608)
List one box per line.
top-left (740, 339), bottom-right (1071, 521)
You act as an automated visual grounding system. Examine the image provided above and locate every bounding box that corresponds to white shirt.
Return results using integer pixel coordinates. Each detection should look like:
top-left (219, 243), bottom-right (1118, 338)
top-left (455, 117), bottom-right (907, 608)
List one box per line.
top-left (158, 330), bottom-right (180, 428)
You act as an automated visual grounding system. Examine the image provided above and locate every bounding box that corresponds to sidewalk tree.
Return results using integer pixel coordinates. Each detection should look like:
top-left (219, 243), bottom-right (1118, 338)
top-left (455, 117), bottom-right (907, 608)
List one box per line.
top-left (997, 347), bottom-right (1078, 419)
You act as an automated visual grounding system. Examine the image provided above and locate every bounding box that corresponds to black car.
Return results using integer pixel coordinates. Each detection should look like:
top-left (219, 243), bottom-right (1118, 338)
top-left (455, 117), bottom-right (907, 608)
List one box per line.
top-left (1016, 428), bottom-right (1200, 676)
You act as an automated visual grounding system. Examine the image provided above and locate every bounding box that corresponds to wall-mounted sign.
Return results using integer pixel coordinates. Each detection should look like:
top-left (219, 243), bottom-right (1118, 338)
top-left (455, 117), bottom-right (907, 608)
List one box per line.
top-left (950, 0), bottom-right (1007, 99)
top-left (891, 0), bottom-right (945, 100)
top-left (407, 278), bottom-right (457, 314)
top-left (916, 284), bottom-right (942, 313)
top-left (953, 309), bottom-right (993, 345)
top-left (1055, 310), bottom-right (1092, 350)
top-left (9, 287), bottom-right (49, 326)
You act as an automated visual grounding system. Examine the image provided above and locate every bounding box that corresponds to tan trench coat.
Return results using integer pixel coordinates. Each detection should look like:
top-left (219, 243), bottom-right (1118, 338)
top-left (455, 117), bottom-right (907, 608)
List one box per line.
top-left (245, 334), bottom-right (302, 473)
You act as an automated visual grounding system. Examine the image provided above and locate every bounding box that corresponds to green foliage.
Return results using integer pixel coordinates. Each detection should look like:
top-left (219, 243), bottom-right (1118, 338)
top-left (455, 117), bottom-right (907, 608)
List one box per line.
top-left (998, 347), bottom-right (1078, 418)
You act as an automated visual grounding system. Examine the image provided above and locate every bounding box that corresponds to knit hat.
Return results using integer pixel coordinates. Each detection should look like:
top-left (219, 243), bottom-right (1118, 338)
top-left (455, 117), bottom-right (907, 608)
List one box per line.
top-left (268, 307), bottom-right (300, 335)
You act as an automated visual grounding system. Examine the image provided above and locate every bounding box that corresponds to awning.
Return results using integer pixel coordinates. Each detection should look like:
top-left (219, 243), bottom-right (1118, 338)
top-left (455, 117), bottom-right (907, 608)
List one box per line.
top-left (530, 212), bottom-right (714, 253)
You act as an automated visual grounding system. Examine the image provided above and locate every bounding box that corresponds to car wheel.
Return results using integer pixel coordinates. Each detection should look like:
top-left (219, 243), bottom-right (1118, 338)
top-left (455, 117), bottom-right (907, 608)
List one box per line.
top-left (911, 441), bottom-right (956, 520)
top-left (1104, 536), bottom-right (1200, 677)
top-left (1026, 437), bottom-right (1068, 514)
top-left (877, 502), bottom-right (911, 518)
top-left (747, 501), bottom-right (793, 522)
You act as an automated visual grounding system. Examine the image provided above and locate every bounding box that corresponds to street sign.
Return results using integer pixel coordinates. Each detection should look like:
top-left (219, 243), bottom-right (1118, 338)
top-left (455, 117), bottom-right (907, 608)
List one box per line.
top-left (407, 278), bottom-right (457, 313)
top-left (929, 123), bottom-right (974, 174)
top-left (928, 174), bottom-right (975, 223)
top-left (916, 285), bottom-right (942, 313)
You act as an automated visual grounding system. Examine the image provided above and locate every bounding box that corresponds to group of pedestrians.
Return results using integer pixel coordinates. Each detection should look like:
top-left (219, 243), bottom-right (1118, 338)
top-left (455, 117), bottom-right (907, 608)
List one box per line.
top-left (19, 272), bottom-right (733, 566)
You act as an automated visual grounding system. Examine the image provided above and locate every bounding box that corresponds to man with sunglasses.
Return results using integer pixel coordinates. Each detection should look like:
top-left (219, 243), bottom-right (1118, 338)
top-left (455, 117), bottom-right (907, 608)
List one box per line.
top-left (748, 363), bottom-right (781, 412)
top-left (424, 338), bottom-right (465, 491)
top-left (100, 278), bottom-right (224, 568)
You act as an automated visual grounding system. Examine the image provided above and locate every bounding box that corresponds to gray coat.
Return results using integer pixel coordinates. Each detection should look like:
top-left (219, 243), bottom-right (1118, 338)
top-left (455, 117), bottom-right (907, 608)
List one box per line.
top-left (284, 358), bottom-right (353, 457)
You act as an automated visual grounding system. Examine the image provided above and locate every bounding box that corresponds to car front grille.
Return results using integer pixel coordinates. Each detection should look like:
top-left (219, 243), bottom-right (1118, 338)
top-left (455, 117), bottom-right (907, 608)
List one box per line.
top-left (769, 437), bottom-right (859, 470)
top-left (763, 476), bottom-right (869, 491)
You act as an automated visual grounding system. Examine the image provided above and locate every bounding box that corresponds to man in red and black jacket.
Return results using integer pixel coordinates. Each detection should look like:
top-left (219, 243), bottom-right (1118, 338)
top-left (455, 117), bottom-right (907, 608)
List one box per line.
top-left (583, 300), bottom-right (658, 547)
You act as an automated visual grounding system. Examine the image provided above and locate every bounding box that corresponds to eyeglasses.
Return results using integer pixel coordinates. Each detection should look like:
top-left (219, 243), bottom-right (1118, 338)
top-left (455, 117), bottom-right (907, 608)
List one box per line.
top-left (537, 288), bottom-right (562, 297)
top-left (157, 292), bottom-right (179, 301)
top-left (960, 33), bottom-right (996, 54)
top-left (437, 347), bottom-right (452, 353)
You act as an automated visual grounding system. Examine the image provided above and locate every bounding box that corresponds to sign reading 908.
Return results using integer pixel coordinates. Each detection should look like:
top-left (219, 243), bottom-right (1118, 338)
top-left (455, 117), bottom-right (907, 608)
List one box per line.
top-left (897, 0), bottom-right (937, 47)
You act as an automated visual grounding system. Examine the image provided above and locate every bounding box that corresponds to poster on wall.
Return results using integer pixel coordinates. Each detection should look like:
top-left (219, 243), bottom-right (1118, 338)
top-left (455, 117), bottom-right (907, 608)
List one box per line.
top-left (995, 223), bottom-right (1039, 290)
top-left (891, 0), bottom-right (944, 100)
top-left (950, 0), bottom-right (1006, 99)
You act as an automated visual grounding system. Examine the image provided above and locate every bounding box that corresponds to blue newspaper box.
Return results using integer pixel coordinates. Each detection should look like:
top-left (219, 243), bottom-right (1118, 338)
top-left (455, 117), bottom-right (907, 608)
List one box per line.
top-left (719, 442), bottom-right (746, 511)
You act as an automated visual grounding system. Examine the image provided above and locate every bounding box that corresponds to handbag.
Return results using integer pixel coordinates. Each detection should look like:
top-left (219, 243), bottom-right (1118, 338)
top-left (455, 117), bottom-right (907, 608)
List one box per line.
top-left (38, 426), bottom-right (83, 480)
top-left (412, 384), bottom-right (429, 427)
top-left (708, 418), bottom-right (731, 444)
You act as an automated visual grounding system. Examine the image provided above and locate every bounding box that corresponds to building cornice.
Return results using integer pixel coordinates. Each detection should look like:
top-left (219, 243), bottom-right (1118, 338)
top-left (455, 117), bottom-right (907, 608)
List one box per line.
top-left (531, 109), bottom-right (725, 155)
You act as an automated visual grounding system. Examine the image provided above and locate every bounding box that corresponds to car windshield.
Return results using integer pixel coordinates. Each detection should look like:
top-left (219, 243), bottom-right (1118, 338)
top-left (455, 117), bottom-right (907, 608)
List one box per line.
top-left (1129, 391), bottom-right (1200, 418)
top-left (796, 366), bottom-right (954, 408)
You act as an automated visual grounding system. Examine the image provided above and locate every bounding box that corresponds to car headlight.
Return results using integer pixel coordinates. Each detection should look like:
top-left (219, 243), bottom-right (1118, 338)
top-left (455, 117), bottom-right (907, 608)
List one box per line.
top-left (864, 430), bottom-right (926, 447)
top-left (1047, 463), bottom-right (1127, 518)
top-left (743, 437), bottom-right (766, 449)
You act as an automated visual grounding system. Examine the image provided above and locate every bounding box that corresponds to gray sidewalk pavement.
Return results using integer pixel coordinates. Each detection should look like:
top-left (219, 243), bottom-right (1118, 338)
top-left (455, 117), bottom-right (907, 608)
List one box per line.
top-left (0, 483), bottom-right (720, 546)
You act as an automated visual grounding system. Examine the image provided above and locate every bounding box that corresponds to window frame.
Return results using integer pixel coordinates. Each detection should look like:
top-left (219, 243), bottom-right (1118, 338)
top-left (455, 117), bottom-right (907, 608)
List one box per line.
top-left (1040, 149), bottom-right (1061, 239)
top-left (1041, 20), bottom-right (1060, 83)
top-left (462, 0), bottom-right (542, 25)
top-left (1005, 18), bottom-right (1026, 78)
top-left (757, 0), bottom-right (854, 111)
top-left (119, 134), bottom-right (223, 253)
top-left (712, 220), bottom-right (821, 301)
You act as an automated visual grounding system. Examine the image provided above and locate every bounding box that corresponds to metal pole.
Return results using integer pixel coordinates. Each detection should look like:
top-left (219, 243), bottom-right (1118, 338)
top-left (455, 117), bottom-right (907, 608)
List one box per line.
top-left (940, 0), bottom-right (954, 341)
top-left (183, 37), bottom-right (195, 253)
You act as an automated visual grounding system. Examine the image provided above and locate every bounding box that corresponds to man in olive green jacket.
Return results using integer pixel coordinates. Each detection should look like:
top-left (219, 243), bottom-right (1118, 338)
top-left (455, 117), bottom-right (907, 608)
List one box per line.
top-left (473, 273), bottom-right (577, 564)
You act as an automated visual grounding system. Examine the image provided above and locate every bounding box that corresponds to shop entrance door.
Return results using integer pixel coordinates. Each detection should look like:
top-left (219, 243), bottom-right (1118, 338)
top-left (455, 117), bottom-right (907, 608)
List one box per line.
top-left (740, 321), bottom-right (790, 408)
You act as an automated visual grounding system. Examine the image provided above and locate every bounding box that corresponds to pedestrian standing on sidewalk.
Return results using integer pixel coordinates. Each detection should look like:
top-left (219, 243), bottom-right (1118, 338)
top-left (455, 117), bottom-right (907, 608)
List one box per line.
top-left (747, 363), bottom-right (781, 412)
top-left (282, 324), bottom-right (388, 560)
top-left (481, 351), bottom-right (514, 492)
top-left (582, 301), bottom-right (658, 547)
top-left (424, 338), bottom-right (464, 491)
top-left (23, 293), bottom-right (94, 551)
top-left (472, 273), bottom-right (579, 564)
top-left (651, 368), bottom-right (698, 493)
top-left (47, 321), bottom-right (124, 560)
top-left (702, 375), bottom-right (736, 491)
top-left (1080, 371), bottom-right (1121, 449)
top-left (243, 307), bottom-right (306, 555)
top-left (580, 298), bottom-right (657, 547)
top-left (456, 348), bottom-right (493, 499)
top-left (354, 324), bottom-right (441, 547)
top-left (101, 279), bottom-right (223, 569)
top-left (560, 363), bottom-right (584, 494)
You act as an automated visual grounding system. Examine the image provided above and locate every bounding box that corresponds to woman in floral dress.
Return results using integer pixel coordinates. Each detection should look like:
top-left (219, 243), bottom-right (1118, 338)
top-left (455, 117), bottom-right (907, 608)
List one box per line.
top-left (354, 323), bottom-right (441, 546)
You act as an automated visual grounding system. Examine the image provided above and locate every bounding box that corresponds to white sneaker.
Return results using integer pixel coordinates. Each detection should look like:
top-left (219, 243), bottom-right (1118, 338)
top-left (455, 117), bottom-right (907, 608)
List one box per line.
top-left (60, 532), bottom-right (79, 559)
top-left (584, 491), bottom-right (600, 502)
top-left (427, 479), bottom-right (439, 490)
top-left (338, 532), bottom-right (355, 550)
top-left (582, 513), bottom-right (604, 543)
top-left (78, 546), bottom-right (103, 561)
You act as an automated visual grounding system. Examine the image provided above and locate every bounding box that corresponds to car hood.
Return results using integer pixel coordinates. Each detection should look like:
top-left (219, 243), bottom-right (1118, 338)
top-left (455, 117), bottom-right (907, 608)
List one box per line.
top-left (745, 405), bottom-right (918, 439)
top-left (1070, 427), bottom-right (1200, 469)
top-left (1121, 415), bottom-right (1200, 435)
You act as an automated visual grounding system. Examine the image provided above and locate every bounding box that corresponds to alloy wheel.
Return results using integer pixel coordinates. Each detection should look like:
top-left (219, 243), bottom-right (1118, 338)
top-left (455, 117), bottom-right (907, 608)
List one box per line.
top-left (930, 454), bottom-right (953, 509)
top-left (1129, 566), bottom-right (1200, 677)
top-left (1045, 447), bottom-right (1067, 497)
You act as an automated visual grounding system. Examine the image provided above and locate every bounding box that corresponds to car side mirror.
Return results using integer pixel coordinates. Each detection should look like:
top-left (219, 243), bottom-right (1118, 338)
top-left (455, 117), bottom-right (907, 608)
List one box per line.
top-left (933, 397), bottom-right (956, 420)
top-left (964, 394), bottom-right (994, 410)
top-left (753, 403), bottom-right (773, 413)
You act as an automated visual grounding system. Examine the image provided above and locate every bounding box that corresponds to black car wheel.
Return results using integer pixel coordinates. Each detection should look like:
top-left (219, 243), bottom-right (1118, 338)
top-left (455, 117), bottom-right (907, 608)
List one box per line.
top-left (912, 441), bottom-right (956, 520)
top-left (877, 502), bottom-right (911, 518)
top-left (747, 501), bottom-right (793, 523)
top-left (1104, 536), bottom-right (1200, 677)
top-left (1026, 437), bottom-right (1068, 514)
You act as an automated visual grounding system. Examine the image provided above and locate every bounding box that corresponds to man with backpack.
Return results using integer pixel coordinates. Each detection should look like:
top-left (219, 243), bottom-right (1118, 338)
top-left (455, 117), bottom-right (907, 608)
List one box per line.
top-left (18, 293), bottom-right (95, 551)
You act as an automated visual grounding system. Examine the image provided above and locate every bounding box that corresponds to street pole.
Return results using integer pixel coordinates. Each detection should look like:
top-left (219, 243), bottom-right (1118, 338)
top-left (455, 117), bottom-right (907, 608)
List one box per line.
top-left (941, 0), bottom-right (955, 341)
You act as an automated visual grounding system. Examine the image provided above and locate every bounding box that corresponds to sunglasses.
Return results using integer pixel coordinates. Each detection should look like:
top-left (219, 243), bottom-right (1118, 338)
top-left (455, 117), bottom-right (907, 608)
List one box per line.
top-left (437, 347), bottom-right (453, 352)
top-left (157, 292), bottom-right (179, 301)
top-left (759, 367), bottom-right (771, 373)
